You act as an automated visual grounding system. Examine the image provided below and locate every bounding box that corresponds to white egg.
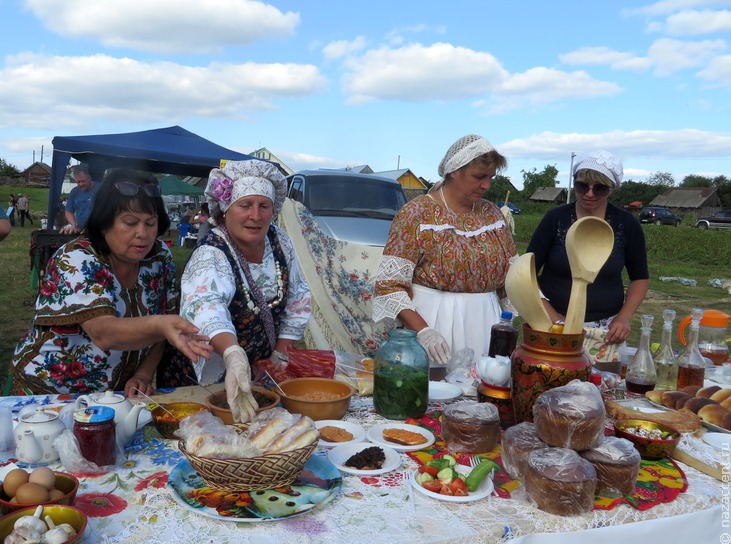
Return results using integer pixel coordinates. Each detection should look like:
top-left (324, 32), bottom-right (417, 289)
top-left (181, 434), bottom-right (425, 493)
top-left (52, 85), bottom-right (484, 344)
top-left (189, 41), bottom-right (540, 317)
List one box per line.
top-left (484, 357), bottom-right (511, 386)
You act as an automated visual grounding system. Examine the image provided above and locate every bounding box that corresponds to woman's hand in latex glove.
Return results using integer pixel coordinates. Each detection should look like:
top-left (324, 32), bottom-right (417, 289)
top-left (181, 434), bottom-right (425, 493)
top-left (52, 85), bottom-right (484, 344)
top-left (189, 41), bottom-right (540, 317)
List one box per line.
top-left (416, 327), bottom-right (450, 365)
top-left (223, 345), bottom-right (259, 423)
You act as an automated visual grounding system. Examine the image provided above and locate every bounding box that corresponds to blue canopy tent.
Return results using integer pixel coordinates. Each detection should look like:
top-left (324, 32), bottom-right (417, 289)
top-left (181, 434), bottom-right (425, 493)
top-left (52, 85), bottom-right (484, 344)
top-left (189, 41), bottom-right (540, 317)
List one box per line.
top-left (46, 125), bottom-right (259, 225)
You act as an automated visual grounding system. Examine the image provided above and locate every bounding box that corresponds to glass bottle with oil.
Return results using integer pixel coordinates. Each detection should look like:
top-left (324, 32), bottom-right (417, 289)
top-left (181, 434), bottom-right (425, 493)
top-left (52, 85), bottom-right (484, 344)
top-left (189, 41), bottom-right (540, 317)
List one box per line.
top-left (653, 309), bottom-right (678, 391)
top-left (676, 308), bottom-right (706, 389)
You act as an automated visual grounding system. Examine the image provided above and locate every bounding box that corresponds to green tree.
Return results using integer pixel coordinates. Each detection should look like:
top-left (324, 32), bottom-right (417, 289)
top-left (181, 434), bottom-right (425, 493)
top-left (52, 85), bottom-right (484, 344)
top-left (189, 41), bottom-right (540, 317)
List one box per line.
top-left (646, 171), bottom-right (675, 187)
top-left (520, 165), bottom-right (559, 199)
top-left (610, 180), bottom-right (666, 208)
top-left (485, 174), bottom-right (519, 203)
top-left (680, 175), bottom-right (713, 187)
top-left (0, 158), bottom-right (20, 177)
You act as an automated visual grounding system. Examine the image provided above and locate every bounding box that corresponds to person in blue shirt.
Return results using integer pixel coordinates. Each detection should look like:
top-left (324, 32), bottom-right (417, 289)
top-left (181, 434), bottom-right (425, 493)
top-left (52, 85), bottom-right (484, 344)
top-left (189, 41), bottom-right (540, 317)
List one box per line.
top-left (63, 164), bottom-right (101, 233)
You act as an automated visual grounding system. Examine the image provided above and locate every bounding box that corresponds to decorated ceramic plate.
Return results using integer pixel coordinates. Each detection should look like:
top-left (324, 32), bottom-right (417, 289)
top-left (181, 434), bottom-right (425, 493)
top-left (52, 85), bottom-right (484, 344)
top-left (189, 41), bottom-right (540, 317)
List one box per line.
top-left (702, 432), bottom-right (731, 450)
top-left (428, 382), bottom-right (462, 402)
top-left (410, 464), bottom-right (494, 503)
top-left (314, 420), bottom-right (366, 448)
top-left (366, 423), bottom-right (435, 452)
top-left (327, 442), bottom-right (401, 476)
top-left (167, 454), bottom-right (342, 522)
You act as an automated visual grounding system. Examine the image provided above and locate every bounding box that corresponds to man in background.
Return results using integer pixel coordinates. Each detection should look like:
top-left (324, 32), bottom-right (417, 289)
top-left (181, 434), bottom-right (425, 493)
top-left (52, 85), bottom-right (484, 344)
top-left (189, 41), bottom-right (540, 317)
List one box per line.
top-left (62, 164), bottom-right (100, 233)
top-left (16, 194), bottom-right (31, 227)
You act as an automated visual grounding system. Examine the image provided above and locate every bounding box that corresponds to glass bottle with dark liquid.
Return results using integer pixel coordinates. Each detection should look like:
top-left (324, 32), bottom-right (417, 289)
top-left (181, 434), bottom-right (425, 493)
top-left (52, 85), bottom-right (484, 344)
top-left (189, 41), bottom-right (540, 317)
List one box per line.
top-left (626, 315), bottom-right (657, 394)
top-left (677, 308), bottom-right (706, 389)
top-left (488, 311), bottom-right (519, 357)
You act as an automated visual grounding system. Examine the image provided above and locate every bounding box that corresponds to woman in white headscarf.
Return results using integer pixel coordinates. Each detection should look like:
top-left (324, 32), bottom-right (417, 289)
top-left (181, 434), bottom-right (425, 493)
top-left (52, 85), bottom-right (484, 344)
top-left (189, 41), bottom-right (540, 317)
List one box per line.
top-left (527, 150), bottom-right (648, 344)
top-left (373, 135), bottom-right (518, 367)
top-left (159, 160), bottom-right (311, 422)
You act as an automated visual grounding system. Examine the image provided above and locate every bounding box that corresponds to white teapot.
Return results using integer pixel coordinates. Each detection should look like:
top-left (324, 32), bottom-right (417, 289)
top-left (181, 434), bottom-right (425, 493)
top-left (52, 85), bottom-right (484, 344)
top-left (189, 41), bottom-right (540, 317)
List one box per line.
top-left (75, 390), bottom-right (146, 450)
top-left (15, 408), bottom-right (66, 465)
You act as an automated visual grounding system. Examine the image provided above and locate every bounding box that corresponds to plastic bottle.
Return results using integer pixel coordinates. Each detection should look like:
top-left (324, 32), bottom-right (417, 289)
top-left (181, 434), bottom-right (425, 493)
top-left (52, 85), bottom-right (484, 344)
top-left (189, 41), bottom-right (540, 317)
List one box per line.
top-left (626, 315), bottom-right (657, 394)
top-left (488, 311), bottom-right (519, 357)
top-left (676, 308), bottom-right (706, 389)
top-left (654, 309), bottom-right (679, 391)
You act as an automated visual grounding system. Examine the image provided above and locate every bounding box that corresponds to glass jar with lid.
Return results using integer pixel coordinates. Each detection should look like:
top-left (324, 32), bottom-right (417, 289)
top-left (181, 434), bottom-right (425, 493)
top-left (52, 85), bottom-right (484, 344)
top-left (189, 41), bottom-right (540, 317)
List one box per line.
top-left (73, 405), bottom-right (117, 467)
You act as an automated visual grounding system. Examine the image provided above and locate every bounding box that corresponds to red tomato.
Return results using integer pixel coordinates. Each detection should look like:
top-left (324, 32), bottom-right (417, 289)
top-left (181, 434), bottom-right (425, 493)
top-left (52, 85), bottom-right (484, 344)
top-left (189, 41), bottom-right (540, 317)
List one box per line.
top-left (421, 480), bottom-right (442, 493)
top-left (439, 484), bottom-right (454, 496)
top-left (450, 478), bottom-right (468, 494)
top-left (453, 488), bottom-right (469, 496)
top-left (418, 465), bottom-right (439, 477)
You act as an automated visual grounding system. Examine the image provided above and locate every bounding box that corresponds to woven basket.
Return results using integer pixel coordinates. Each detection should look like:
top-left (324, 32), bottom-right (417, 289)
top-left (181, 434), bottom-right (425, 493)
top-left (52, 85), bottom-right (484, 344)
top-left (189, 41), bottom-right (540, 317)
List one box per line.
top-left (178, 423), bottom-right (317, 491)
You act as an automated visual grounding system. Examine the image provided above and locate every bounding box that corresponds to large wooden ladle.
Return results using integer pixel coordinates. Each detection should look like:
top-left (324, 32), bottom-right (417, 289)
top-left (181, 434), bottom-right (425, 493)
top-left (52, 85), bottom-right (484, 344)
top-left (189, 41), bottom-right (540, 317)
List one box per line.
top-left (563, 216), bottom-right (615, 334)
top-left (505, 252), bottom-right (553, 332)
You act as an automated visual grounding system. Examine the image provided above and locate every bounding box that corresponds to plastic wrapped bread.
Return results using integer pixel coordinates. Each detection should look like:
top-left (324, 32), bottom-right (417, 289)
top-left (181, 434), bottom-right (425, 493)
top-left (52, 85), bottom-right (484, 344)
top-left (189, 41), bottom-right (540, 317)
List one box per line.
top-left (524, 448), bottom-right (597, 516)
top-left (178, 411), bottom-right (262, 458)
top-left (579, 436), bottom-right (640, 497)
top-left (500, 422), bottom-right (549, 480)
top-left (442, 401), bottom-right (500, 453)
top-left (532, 379), bottom-right (606, 451)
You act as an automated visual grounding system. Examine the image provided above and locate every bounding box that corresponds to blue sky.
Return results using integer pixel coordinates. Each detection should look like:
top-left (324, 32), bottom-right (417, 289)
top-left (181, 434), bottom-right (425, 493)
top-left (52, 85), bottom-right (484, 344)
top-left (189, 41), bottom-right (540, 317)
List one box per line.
top-left (0, 0), bottom-right (730, 189)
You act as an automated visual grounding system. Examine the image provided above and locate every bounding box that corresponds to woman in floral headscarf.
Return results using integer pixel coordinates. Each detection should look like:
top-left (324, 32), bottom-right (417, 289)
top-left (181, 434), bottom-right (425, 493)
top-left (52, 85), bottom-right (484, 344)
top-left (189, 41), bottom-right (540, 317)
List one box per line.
top-left (373, 134), bottom-right (518, 368)
top-left (527, 150), bottom-right (649, 344)
top-left (158, 160), bottom-right (311, 422)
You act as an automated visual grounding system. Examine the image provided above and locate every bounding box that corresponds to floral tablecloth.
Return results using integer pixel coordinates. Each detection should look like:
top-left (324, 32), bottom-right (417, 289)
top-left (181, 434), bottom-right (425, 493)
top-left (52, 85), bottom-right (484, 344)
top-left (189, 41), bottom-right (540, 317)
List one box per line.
top-left (0, 388), bottom-right (726, 544)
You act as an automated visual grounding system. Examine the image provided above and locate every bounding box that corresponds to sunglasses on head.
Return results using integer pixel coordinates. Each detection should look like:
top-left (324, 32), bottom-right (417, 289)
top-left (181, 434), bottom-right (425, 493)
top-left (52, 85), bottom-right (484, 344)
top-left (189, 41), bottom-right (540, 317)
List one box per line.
top-left (573, 179), bottom-right (611, 196)
top-left (114, 181), bottom-right (162, 198)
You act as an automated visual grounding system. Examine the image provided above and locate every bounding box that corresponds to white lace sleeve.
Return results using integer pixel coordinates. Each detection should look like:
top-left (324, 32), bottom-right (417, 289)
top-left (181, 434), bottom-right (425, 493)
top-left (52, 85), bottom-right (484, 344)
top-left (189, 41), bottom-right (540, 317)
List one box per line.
top-left (372, 255), bottom-right (416, 322)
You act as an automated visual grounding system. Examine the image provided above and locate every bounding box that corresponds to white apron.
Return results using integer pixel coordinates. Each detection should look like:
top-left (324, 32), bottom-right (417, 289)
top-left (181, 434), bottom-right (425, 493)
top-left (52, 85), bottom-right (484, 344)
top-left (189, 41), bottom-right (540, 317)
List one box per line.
top-left (412, 284), bottom-right (503, 363)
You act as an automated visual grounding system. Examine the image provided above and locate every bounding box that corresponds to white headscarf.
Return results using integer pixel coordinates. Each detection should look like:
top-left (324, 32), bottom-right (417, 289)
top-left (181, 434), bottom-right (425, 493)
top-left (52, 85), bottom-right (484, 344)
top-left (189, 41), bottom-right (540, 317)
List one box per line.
top-left (205, 160), bottom-right (287, 226)
top-left (438, 134), bottom-right (496, 178)
top-left (573, 150), bottom-right (624, 188)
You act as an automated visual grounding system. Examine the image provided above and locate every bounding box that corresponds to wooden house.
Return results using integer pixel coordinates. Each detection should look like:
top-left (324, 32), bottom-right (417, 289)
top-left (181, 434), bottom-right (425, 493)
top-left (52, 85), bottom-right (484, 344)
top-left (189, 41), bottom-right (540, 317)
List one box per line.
top-left (21, 162), bottom-right (52, 187)
top-left (649, 187), bottom-right (721, 219)
top-left (530, 187), bottom-right (568, 203)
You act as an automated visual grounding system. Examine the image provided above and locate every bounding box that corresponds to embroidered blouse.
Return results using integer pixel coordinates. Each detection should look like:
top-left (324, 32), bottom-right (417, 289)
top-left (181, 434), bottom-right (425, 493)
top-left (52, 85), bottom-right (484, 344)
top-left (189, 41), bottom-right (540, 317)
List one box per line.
top-left (373, 194), bottom-right (517, 321)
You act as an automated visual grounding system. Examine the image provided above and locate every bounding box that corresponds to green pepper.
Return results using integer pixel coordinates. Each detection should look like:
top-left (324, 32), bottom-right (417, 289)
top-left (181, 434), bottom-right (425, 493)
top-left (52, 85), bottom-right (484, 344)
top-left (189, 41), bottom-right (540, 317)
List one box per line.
top-left (465, 460), bottom-right (496, 492)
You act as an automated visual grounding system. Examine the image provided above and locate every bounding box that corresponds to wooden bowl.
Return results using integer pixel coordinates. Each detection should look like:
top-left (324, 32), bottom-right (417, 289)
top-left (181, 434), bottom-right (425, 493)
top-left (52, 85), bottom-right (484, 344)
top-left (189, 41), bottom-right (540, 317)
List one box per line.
top-left (206, 386), bottom-right (281, 425)
top-left (150, 402), bottom-right (208, 439)
top-left (0, 472), bottom-right (79, 515)
top-left (614, 418), bottom-right (681, 459)
top-left (0, 504), bottom-right (87, 543)
top-left (278, 377), bottom-right (355, 421)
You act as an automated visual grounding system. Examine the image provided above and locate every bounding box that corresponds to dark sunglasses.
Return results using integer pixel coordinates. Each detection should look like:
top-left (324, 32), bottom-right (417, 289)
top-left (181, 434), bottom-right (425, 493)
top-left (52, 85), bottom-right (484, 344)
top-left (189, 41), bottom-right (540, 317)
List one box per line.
top-left (115, 181), bottom-right (162, 198)
top-left (574, 179), bottom-right (610, 196)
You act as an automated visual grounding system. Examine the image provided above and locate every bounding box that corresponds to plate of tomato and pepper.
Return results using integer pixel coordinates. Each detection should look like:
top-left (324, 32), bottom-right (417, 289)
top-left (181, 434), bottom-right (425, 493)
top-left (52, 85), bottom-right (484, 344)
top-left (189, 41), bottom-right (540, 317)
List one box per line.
top-left (410, 462), bottom-right (494, 503)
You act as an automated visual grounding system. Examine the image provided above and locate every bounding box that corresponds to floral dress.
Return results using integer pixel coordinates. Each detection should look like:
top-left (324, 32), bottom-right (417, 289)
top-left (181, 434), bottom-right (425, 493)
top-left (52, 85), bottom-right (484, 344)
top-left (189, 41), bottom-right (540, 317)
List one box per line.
top-left (12, 239), bottom-right (177, 395)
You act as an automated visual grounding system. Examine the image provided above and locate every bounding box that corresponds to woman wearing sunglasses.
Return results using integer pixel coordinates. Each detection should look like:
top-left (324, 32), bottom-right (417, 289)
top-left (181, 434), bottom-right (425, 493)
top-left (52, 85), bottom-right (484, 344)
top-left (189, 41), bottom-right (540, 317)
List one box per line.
top-left (11, 169), bottom-right (212, 397)
top-left (526, 150), bottom-right (649, 344)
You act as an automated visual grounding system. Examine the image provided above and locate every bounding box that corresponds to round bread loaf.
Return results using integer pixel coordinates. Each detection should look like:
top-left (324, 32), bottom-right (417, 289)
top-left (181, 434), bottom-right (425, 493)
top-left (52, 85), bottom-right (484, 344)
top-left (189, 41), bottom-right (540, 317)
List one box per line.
top-left (661, 391), bottom-right (690, 409)
top-left (721, 397), bottom-right (731, 410)
top-left (697, 385), bottom-right (722, 399)
top-left (500, 422), bottom-right (549, 480)
top-left (524, 448), bottom-right (597, 516)
top-left (683, 397), bottom-right (717, 414)
top-left (697, 403), bottom-right (730, 428)
top-left (579, 436), bottom-right (640, 497)
top-left (679, 385), bottom-right (702, 397)
top-left (532, 380), bottom-right (606, 451)
top-left (675, 395), bottom-right (693, 410)
top-left (710, 389), bottom-right (731, 403)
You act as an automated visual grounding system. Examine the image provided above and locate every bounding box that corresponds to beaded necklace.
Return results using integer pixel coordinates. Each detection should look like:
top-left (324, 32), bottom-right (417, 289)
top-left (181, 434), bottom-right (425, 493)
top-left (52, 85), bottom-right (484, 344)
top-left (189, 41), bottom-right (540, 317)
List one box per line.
top-left (440, 186), bottom-right (475, 214)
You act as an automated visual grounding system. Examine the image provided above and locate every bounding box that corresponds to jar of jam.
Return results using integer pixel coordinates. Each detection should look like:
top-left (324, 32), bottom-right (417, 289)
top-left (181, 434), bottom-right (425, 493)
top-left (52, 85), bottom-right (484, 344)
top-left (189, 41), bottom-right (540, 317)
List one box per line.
top-left (73, 406), bottom-right (116, 467)
top-left (477, 381), bottom-right (515, 429)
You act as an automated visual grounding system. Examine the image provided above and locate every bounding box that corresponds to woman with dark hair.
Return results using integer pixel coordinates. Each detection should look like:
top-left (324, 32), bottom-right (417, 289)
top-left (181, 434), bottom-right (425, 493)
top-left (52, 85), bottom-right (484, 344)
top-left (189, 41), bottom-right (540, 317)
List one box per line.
top-left (11, 169), bottom-right (212, 397)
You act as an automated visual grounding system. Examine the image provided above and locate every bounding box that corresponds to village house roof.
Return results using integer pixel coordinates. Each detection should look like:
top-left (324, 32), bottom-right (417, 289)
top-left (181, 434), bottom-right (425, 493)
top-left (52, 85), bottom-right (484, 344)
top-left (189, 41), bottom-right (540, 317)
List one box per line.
top-left (530, 187), bottom-right (568, 202)
top-left (649, 187), bottom-right (720, 209)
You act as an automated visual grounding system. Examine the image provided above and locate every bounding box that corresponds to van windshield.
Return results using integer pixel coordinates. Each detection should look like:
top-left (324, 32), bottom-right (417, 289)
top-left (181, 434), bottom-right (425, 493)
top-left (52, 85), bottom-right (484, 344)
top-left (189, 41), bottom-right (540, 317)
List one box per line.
top-left (304, 176), bottom-right (407, 218)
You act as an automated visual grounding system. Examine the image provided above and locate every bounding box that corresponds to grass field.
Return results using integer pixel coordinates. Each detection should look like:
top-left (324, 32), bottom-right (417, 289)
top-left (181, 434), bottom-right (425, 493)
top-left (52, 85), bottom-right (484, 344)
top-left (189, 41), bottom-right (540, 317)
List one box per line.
top-left (1, 190), bottom-right (729, 394)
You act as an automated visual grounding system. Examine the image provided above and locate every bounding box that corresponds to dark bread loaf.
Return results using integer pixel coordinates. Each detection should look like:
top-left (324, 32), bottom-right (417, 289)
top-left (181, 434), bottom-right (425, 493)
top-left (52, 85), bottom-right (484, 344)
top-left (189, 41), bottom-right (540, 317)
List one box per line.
top-left (660, 391), bottom-right (690, 409)
top-left (679, 385), bottom-right (702, 397)
top-left (532, 380), bottom-right (605, 451)
top-left (683, 396), bottom-right (718, 414)
top-left (524, 448), bottom-right (597, 516)
top-left (697, 385), bottom-right (722, 399)
top-left (580, 436), bottom-right (640, 498)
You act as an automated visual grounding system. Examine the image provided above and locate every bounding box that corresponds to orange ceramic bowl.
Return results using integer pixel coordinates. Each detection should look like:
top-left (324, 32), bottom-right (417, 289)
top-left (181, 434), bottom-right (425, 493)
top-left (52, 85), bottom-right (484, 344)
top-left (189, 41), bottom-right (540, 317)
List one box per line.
top-left (151, 402), bottom-right (208, 439)
top-left (206, 386), bottom-right (281, 425)
top-left (0, 505), bottom-right (87, 543)
top-left (614, 419), bottom-right (681, 459)
top-left (278, 377), bottom-right (355, 421)
top-left (0, 471), bottom-right (79, 515)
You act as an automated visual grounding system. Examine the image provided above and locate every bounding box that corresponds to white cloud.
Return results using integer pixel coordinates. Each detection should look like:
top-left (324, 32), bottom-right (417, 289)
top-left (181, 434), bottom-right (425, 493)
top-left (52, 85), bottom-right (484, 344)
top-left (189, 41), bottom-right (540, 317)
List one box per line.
top-left (322, 37), bottom-right (368, 61)
top-left (0, 54), bottom-right (326, 129)
top-left (621, 0), bottom-right (726, 17)
top-left (560, 47), bottom-right (636, 66)
top-left (23, 0), bottom-right (300, 54)
top-left (697, 53), bottom-right (731, 86)
top-left (341, 43), bottom-right (509, 104)
top-left (647, 37), bottom-right (726, 75)
top-left (664, 9), bottom-right (731, 34)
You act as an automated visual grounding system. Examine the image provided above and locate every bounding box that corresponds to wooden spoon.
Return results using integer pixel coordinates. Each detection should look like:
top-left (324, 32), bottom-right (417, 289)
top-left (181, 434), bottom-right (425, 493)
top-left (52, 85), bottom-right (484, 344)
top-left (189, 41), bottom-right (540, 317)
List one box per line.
top-left (563, 217), bottom-right (615, 334)
top-left (505, 252), bottom-right (553, 332)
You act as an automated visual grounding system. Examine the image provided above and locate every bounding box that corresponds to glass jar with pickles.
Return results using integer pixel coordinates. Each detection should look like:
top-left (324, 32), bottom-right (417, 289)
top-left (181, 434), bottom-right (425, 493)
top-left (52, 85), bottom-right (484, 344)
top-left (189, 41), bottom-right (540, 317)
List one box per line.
top-left (373, 329), bottom-right (429, 419)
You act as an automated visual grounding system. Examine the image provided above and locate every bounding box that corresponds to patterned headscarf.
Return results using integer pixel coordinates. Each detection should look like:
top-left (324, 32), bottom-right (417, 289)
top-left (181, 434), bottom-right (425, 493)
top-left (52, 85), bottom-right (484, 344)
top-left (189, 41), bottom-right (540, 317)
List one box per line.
top-left (573, 150), bottom-right (624, 188)
top-left (438, 134), bottom-right (496, 178)
top-left (205, 160), bottom-right (287, 226)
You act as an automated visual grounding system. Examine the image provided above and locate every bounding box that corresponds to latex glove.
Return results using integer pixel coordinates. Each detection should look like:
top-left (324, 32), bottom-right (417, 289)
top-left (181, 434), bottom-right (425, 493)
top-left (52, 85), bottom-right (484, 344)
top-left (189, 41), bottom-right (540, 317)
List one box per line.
top-left (416, 327), bottom-right (450, 365)
top-left (223, 345), bottom-right (259, 423)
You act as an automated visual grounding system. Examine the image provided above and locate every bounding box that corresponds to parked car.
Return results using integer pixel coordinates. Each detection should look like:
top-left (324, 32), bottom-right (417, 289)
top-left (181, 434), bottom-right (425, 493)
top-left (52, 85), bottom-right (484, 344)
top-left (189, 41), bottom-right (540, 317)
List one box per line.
top-left (496, 201), bottom-right (521, 214)
top-left (639, 207), bottom-right (682, 226)
top-left (695, 210), bottom-right (731, 230)
top-left (286, 170), bottom-right (407, 246)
